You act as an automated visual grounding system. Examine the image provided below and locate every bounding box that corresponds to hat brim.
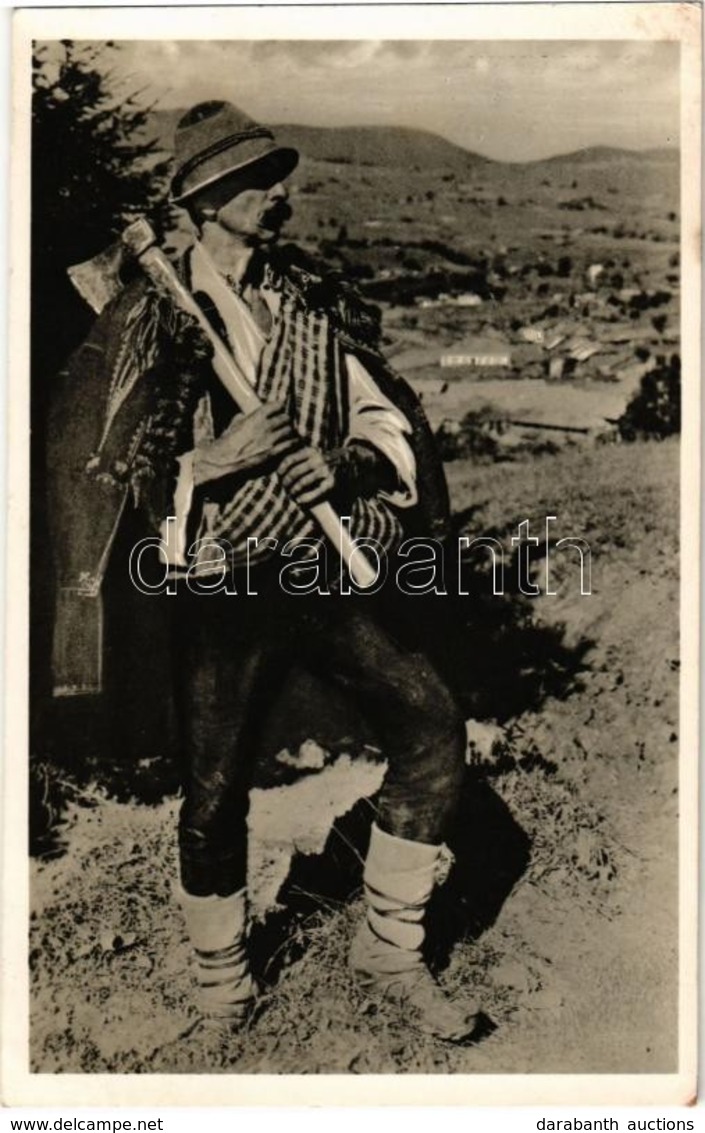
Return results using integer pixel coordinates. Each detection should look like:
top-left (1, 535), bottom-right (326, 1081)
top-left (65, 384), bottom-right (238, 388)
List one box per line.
top-left (171, 145), bottom-right (299, 206)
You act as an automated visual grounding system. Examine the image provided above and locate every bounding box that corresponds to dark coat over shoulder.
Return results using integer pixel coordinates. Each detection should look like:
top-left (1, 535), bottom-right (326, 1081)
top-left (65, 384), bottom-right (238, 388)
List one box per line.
top-left (46, 246), bottom-right (451, 695)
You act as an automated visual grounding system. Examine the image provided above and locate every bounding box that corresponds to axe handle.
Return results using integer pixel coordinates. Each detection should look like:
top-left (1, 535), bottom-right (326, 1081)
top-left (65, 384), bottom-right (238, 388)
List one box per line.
top-left (136, 246), bottom-right (378, 589)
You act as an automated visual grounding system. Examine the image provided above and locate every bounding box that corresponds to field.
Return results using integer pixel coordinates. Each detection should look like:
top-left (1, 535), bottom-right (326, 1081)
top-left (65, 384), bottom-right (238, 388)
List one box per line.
top-left (156, 124), bottom-right (679, 449)
top-left (29, 126), bottom-right (681, 1075)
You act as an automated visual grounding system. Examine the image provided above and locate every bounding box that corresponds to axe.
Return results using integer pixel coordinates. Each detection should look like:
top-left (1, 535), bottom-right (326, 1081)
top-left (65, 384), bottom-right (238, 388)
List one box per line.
top-left (69, 218), bottom-right (378, 589)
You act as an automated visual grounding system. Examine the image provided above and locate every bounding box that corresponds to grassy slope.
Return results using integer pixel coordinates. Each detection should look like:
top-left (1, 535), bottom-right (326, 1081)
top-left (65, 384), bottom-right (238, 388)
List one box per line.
top-left (30, 438), bottom-right (679, 1075)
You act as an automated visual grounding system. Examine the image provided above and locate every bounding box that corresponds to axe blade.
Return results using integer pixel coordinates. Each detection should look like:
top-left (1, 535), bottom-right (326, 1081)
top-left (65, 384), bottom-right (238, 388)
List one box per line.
top-left (67, 240), bottom-right (126, 314)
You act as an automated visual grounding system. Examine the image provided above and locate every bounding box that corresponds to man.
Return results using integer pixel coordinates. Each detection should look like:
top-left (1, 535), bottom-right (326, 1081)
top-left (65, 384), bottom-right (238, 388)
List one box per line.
top-left (50, 101), bottom-right (478, 1043)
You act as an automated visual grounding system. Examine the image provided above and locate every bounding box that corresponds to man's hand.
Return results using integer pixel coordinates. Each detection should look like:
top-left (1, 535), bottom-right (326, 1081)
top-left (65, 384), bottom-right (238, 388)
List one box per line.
top-left (193, 403), bottom-right (298, 485)
top-left (278, 446), bottom-right (335, 507)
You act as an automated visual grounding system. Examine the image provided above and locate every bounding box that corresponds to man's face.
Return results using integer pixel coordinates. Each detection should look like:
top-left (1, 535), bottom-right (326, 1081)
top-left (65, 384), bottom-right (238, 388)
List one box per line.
top-left (216, 184), bottom-right (291, 245)
top-left (206, 164), bottom-right (293, 246)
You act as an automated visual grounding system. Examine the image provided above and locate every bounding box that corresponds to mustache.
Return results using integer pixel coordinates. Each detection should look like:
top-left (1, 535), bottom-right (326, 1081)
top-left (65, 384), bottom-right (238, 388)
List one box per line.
top-left (262, 201), bottom-right (292, 226)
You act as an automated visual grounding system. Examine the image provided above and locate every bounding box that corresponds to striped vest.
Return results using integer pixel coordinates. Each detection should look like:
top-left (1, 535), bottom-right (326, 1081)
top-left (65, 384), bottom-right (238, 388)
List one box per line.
top-left (193, 269), bottom-right (403, 568)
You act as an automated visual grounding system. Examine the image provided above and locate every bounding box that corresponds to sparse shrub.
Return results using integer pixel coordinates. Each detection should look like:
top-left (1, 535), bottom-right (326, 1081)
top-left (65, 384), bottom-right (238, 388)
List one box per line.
top-left (497, 196), bottom-right (508, 207)
top-left (652, 314), bottom-right (668, 334)
top-left (348, 261), bottom-right (375, 281)
top-left (618, 356), bottom-right (681, 440)
top-left (29, 758), bottom-right (74, 858)
top-left (559, 196), bottom-right (605, 212)
top-left (513, 436), bottom-right (562, 459)
top-left (628, 289), bottom-right (671, 314)
top-left (557, 255), bottom-right (573, 278)
top-left (417, 239), bottom-right (476, 268)
top-left (435, 408), bottom-right (502, 462)
top-left (651, 289), bottom-right (672, 307)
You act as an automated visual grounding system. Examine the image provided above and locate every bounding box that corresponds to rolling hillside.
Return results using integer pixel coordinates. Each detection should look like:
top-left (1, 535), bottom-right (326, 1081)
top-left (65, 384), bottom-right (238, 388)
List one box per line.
top-left (271, 123), bottom-right (492, 171)
top-left (534, 144), bottom-right (679, 167)
top-left (150, 109), bottom-right (678, 174)
top-left (150, 111), bottom-right (492, 171)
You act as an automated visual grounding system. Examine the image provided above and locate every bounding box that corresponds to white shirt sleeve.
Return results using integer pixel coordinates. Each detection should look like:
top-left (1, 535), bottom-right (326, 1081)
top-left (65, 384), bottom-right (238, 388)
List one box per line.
top-left (344, 352), bottom-right (418, 509)
top-left (160, 340), bottom-right (419, 566)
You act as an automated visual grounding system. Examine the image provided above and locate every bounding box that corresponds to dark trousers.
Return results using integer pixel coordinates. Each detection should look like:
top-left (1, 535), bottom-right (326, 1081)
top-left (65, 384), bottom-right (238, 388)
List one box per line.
top-left (173, 576), bottom-right (466, 897)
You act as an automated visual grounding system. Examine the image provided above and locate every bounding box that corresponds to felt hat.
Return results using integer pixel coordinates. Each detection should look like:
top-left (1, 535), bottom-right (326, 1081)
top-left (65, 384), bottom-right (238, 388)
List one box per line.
top-left (171, 101), bottom-right (299, 205)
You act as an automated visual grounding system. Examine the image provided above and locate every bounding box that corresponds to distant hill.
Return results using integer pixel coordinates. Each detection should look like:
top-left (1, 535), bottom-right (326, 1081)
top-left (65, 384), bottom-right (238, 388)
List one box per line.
top-left (533, 145), bottom-right (679, 166)
top-left (270, 124), bottom-right (493, 171)
top-left (150, 111), bottom-right (493, 172)
top-left (150, 111), bottom-right (678, 174)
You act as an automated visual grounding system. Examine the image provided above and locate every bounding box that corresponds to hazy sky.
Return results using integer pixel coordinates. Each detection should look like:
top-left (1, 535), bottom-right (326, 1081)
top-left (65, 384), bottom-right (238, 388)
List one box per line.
top-left (109, 39), bottom-right (679, 161)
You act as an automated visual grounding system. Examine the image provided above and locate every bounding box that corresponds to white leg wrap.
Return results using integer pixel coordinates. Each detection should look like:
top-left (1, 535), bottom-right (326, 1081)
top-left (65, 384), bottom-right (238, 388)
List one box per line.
top-left (350, 824), bottom-right (479, 1041)
top-left (362, 825), bottom-right (439, 955)
top-left (351, 824), bottom-right (440, 974)
top-left (179, 888), bottom-right (257, 1021)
